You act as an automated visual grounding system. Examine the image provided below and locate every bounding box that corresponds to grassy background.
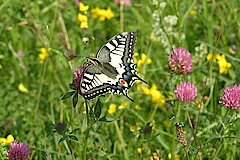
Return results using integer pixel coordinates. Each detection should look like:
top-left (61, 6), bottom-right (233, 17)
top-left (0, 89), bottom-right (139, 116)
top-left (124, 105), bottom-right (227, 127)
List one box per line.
top-left (0, 0), bottom-right (240, 159)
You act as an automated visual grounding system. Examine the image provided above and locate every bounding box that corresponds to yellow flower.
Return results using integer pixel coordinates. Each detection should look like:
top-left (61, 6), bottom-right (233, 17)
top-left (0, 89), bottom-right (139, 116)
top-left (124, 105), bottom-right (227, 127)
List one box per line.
top-left (206, 53), bottom-right (212, 60)
top-left (0, 135), bottom-right (14, 146)
top-left (206, 53), bottom-right (220, 62)
top-left (168, 153), bottom-right (180, 160)
top-left (207, 53), bottom-right (231, 74)
top-left (105, 7), bottom-right (114, 19)
top-left (150, 84), bottom-right (157, 91)
top-left (91, 7), bottom-right (114, 21)
top-left (143, 84), bottom-right (165, 105)
top-left (217, 54), bottom-right (231, 74)
top-left (80, 21), bottom-right (88, 29)
top-left (163, 120), bottom-right (170, 128)
top-left (99, 15), bottom-right (106, 21)
top-left (134, 52), bottom-right (139, 57)
top-left (189, 9), bottom-right (197, 16)
top-left (119, 102), bottom-right (128, 110)
top-left (108, 104), bottom-right (116, 114)
top-left (150, 89), bottom-right (165, 105)
top-left (78, 14), bottom-right (88, 29)
top-left (91, 7), bottom-right (100, 19)
top-left (149, 34), bottom-right (157, 41)
top-left (175, 155), bottom-right (180, 160)
top-left (78, 13), bottom-right (88, 22)
top-left (137, 53), bottom-right (152, 70)
top-left (142, 85), bottom-right (151, 95)
top-left (147, 58), bottom-right (152, 64)
top-left (229, 47), bottom-right (235, 54)
top-left (79, 2), bottom-right (89, 12)
top-left (18, 83), bottom-right (28, 93)
top-left (39, 47), bottom-right (49, 63)
top-left (130, 123), bottom-right (140, 132)
top-left (137, 148), bottom-right (142, 154)
top-left (168, 153), bottom-right (171, 159)
top-left (134, 104), bottom-right (140, 110)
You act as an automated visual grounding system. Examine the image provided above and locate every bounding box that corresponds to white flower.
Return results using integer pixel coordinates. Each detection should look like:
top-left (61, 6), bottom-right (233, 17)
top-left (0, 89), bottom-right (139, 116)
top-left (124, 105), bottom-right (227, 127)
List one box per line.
top-left (160, 2), bottom-right (166, 9)
top-left (152, 0), bottom-right (159, 6)
top-left (164, 15), bottom-right (178, 26)
top-left (181, 34), bottom-right (186, 40)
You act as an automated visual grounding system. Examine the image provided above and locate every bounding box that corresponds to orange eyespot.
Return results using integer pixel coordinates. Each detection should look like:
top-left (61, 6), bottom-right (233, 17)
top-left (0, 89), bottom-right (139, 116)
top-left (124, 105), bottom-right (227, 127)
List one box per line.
top-left (120, 79), bottom-right (126, 86)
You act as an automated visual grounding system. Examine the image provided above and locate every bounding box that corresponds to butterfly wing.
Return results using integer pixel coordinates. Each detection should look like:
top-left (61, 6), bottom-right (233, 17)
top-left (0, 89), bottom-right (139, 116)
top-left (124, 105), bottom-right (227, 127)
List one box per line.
top-left (80, 64), bottom-right (113, 100)
top-left (80, 32), bottom-right (146, 101)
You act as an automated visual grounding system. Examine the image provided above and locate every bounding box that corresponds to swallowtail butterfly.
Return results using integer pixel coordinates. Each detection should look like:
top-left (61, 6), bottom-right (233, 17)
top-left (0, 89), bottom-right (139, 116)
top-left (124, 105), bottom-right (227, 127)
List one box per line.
top-left (79, 32), bottom-right (146, 101)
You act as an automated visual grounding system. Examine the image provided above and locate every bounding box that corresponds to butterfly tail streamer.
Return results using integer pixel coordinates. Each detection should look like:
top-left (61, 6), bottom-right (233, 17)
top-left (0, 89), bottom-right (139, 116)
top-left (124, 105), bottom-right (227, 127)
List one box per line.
top-left (125, 94), bottom-right (134, 102)
top-left (137, 76), bottom-right (147, 84)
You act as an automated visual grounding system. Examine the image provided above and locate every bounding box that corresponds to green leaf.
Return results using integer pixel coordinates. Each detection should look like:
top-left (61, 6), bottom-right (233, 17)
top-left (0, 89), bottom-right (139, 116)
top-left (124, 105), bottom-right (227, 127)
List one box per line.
top-left (72, 93), bottom-right (78, 108)
top-left (89, 105), bottom-right (94, 117)
top-left (59, 137), bottom-right (65, 143)
top-left (46, 131), bottom-right (55, 137)
top-left (61, 91), bottom-right (76, 100)
top-left (94, 99), bottom-right (102, 118)
top-left (69, 128), bottom-right (80, 134)
top-left (68, 135), bottom-right (78, 141)
top-left (69, 83), bottom-right (76, 90)
top-left (99, 115), bottom-right (116, 122)
top-left (92, 121), bottom-right (101, 131)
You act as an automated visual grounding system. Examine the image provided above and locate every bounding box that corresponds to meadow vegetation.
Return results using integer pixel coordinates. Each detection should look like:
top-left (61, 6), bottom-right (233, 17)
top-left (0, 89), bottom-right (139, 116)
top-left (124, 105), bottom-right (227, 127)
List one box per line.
top-left (0, 0), bottom-right (240, 159)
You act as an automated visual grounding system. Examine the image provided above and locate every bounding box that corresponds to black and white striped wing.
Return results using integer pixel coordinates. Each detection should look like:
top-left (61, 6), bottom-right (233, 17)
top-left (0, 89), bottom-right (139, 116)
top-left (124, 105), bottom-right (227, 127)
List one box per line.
top-left (80, 32), bottom-right (146, 101)
top-left (80, 64), bottom-right (113, 100)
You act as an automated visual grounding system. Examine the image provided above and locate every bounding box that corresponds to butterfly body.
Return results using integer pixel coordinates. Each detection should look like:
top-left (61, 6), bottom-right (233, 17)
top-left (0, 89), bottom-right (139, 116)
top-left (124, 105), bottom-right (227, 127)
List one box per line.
top-left (79, 32), bottom-right (146, 101)
top-left (88, 57), bottom-right (119, 79)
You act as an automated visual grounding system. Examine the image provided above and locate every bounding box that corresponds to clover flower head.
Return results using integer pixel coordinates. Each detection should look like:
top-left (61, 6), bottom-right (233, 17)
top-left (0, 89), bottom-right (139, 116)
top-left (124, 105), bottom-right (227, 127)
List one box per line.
top-left (220, 85), bottom-right (240, 109)
top-left (54, 122), bottom-right (68, 135)
top-left (168, 48), bottom-right (192, 75)
top-left (175, 82), bottom-right (197, 102)
top-left (73, 64), bottom-right (88, 94)
top-left (7, 141), bottom-right (30, 160)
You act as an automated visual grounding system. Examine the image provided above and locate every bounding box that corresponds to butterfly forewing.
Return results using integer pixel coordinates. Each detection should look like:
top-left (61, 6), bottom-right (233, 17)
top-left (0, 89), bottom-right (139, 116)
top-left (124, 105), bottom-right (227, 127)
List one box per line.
top-left (80, 32), bottom-right (146, 101)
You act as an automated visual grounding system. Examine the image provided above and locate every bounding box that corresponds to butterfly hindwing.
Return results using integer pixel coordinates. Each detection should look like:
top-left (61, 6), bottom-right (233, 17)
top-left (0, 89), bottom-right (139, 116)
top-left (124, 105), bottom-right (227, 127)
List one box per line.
top-left (80, 65), bottom-right (114, 99)
top-left (80, 32), bottom-right (146, 101)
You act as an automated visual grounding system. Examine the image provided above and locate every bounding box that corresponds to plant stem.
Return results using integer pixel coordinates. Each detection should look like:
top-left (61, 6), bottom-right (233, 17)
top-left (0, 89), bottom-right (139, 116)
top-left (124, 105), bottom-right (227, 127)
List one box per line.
top-left (171, 102), bottom-right (180, 160)
top-left (148, 105), bottom-right (158, 122)
top-left (83, 100), bottom-right (89, 160)
top-left (186, 105), bottom-right (193, 129)
top-left (114, 121), bottom-right (129, 160)
top-left (184, 148), bottom-right (190, 160)
top-left (120, 1), bottom-right (124, 32)
top-left (63, 140), bottom-right (75, 160)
